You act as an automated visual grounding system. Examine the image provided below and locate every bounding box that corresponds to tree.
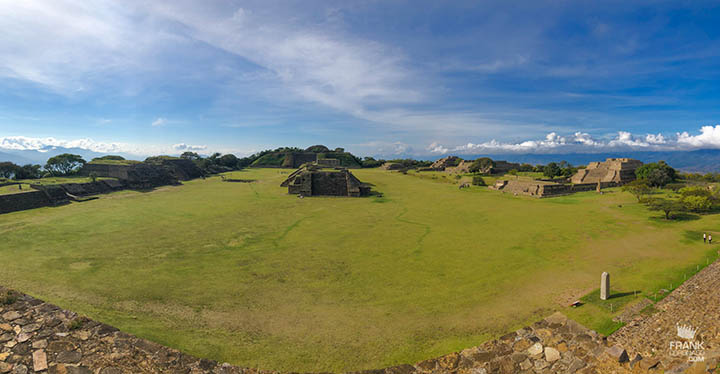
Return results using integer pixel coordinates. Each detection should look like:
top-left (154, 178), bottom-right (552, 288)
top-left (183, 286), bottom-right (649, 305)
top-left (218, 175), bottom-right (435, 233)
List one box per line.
top-left (471, 175), bottom-right (486, 186)
top-left (508, 169), bottom-right (518, 179)
top-left (218, 154), bottom-right (239, 169)
top-left (469, 157), bottom-right (494, 173)
top-left (0, 162), bottom-right (19, 179)
top-left (44, 154), bottom-right (86, 176)
top-left (543, 162), bottom-right (562, 179)
top-left (93, 155), bottom-right (125, 161)
top-left (14, 164), bottom-right (42, 180)
top-left (636, 161), bottom-right (676, 187)
top-left (681, 195), bottom-right (712, 212)
top-left (646, 198), bottom-right (684, 220)
top-left (622, 180), bottom-right (652, 202)
top-left (361, 157), bottom-right (385, 168)
top-left (180, 152), bottom-right (201, 161)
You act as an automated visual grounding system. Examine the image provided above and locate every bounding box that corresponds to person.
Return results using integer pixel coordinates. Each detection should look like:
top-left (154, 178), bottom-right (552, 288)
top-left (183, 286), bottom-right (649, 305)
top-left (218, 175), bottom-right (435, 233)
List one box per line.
top-left (709, 234), bottom-right (713, 244)
top-left (704, 233), bottom-right (707, 243)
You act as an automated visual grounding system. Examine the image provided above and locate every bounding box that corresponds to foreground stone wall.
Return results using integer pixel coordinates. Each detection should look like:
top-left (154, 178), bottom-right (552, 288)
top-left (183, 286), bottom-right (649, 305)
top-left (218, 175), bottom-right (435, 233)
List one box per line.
top-left (0, 191), bottom-right (52, 214)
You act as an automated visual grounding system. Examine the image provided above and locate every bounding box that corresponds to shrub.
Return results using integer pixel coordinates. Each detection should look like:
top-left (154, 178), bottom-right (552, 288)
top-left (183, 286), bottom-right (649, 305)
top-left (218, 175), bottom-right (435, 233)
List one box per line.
top-left (68, 318), bottom-right (84, 330)
top-left (472, 176), bottom-right (486, 186)
top-left (681, 195), bottom-right (712, 212)
top-left (0, 291), bottom-right (18, 305)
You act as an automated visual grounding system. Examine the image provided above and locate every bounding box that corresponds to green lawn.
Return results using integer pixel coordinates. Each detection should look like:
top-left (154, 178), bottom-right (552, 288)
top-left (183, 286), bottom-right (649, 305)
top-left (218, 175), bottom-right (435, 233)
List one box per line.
top-left (0, 168), bottom-right (717, 371)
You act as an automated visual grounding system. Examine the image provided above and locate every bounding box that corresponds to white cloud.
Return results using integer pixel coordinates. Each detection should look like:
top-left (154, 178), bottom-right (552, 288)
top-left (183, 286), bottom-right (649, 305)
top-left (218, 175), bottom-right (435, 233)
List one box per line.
top-left (424, 126), bottom-right (720, 155)
top-left (645, 133), bottom-right (666, 144)
top-left (173, 143), bottom-right (207, 151)
top-left (677, 125), bottom-right (720, 148)
top-left (151, 117), bottom-right (167, 127)
top-left (0, 136), bottom-right (124, 153)
top-left (143, 3), bottom-right (423, 115)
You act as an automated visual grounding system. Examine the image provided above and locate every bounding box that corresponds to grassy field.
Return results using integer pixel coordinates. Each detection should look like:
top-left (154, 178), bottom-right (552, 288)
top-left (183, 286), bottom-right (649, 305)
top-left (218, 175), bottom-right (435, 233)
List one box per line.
top-left (1, 168), bottom-right (718, 371)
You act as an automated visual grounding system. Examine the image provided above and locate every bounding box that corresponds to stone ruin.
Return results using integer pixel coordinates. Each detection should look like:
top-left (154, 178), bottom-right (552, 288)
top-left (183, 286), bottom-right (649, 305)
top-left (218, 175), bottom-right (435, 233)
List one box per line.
top-left (280, 164), bottom-right (370, 197)
top-left (571, 158), bottom-right (643, 184)
top-left (490, 179), bottom-right (574, 198)
top-left (490, 158), bottom-right (644, 198)
top-left (380, 162), bottom-right (405, 170)
top-left (82, 158), bottom-right (202, 189)
top-left (428, 157), bottom-right (521, 174)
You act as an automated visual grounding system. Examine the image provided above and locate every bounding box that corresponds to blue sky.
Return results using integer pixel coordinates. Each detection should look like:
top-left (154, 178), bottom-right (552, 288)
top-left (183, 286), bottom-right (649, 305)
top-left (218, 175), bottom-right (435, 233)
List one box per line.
top-left (1, 0), bottom-right (720, 158)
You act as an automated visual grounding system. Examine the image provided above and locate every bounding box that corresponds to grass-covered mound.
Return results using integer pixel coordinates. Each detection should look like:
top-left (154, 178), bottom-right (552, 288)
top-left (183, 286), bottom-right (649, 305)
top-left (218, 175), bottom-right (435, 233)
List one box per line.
top-left (0, 168), bottom-right (717, 371)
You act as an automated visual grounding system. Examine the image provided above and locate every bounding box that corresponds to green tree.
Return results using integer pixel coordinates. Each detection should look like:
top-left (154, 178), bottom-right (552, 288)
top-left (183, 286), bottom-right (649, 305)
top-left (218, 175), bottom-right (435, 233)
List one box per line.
top-left (44, 153), bottom-right (86, 176)
top-left (622, 179), bottom-right (652, 202)
top-left (180, 152), bottom-right (201, 161)
top-left (218, 154), bottom-right (239, 169)
top-left (681, 195), bottom-right (712, 212)
top-left (543, 162), bottom-right (562, 179)
top-left (14, 164), bottom-right (42, 180)
top-left (471, 175), bottom-right (486, 186)
top-left (646, 198), bottom-right (684, 220)
top-left (469, 157), bottom-right (494, 173)
top-left (0, 162), bottom-right (19, 179)
top-left (636, 161), bottom-right (676, 187)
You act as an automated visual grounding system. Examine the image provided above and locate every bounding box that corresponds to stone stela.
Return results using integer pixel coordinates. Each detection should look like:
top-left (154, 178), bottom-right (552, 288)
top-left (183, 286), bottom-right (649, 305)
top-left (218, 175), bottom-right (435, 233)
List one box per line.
top-left (601, 272), bottom-right (610, 300)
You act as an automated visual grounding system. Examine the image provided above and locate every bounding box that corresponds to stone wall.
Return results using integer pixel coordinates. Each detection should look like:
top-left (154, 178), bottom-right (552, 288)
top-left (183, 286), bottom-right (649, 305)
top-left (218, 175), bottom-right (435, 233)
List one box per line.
top-left (81, 164), bottom-right (130, 180)
top-left (0, 191), bottom-right (52, 214)
top-left (282, 153), bottom-right (317, 168)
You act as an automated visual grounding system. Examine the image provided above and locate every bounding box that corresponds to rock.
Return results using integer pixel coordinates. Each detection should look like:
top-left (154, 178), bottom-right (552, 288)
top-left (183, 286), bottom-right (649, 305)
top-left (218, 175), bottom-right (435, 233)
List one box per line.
top-left (32, 350), bottom-right (47, 372)
top-left (527, 342), bottom-right (543, 355)
top-left (1, 312), bottom-right (20, 321)
top-left (544, 347), bottom-right (561, 362)
top-left (15, 333), bottom-right (30, 343)
top-left (56, 350), bottom-right (82, 364)
top-left (12, 364), bottom-right (27, 374)
top-left (0, 362), bottom-right (10, 374)
top-left (20, 324), bottom-right (40, 333)
top-left (513, 339), bottom-right (532, 352)
top-left (0, 353), bottom-right (8, 361)
top-left (567, 358), bottom-right (586, 372)
top-left (534, 359), bottom-right (549, 370)
top-left (519, 359), bottom-right (532, 371)
top-left (0, 324), bottom-right (11, 332)
top-left (31, 340), bottom-right (47, 349)
top-left (65, 367), bottom-right (92, 374)
top-left (557, 342), bottom-right (568, 352)
top-left (604, 345), bottom-right (628, 363)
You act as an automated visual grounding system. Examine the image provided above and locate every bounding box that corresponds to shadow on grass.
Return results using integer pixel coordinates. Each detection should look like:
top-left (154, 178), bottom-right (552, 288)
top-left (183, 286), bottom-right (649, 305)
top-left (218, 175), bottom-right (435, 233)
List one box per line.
top-left (607, 290), bottom-right (642, 300)
top-left (649, 213), bottom-right (700, 222)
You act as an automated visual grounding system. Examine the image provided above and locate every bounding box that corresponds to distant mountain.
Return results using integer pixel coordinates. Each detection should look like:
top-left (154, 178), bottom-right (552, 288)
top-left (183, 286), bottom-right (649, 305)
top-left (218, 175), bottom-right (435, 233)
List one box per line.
top-left (0, 147), bottom-right (139, 165)
top-left (442, 149), bottom-right (720, 173)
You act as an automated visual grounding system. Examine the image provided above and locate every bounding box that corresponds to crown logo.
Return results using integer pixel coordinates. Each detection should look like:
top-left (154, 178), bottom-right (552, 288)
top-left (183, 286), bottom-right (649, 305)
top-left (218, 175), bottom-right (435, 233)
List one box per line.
top-left (676, 323), bottom-right (698, 340)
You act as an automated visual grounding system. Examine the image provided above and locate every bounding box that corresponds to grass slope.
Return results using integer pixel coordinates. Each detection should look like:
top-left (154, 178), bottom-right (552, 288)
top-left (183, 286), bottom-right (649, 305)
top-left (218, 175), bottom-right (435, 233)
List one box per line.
top-left (0, 168), bottom-right (718, 371)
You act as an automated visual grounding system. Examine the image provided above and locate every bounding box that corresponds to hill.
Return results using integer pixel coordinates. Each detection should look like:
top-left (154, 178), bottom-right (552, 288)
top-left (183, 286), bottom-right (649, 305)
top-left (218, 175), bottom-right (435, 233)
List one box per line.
top-left (250, 145), bottom-right (362, 168)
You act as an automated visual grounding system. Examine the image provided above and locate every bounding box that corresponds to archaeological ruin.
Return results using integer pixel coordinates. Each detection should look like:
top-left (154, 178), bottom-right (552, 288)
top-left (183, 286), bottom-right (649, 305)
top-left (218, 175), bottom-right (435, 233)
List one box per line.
top-left (280, 164), bottom-right (370, 197)
top-left (490, 157), bottom-right (644, 198)
top-left (570, 158), bottom-right (643, 184)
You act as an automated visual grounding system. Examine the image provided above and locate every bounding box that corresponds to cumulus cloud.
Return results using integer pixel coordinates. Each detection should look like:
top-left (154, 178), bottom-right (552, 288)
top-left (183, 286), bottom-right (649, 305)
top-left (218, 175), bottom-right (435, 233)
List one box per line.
top-left (0, 136), bottom-right (214, 157)
top-left (677, 125), bottom-right (720, 148)
top-left (151, 117), bottom-right (167, 127)
top-left (0, 136), bottom-right (124, 153)
top-left (173, 143), bottom-right (207, 151)
top-left (425, 125), bottom-right (720, 155)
